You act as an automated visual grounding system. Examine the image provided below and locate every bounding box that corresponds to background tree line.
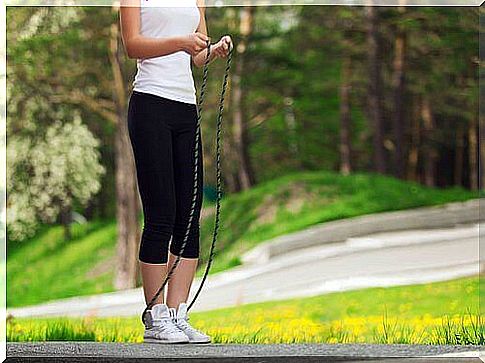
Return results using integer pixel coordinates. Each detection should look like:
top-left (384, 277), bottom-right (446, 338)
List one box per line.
top-left (6, 5), bottom-right (480, 288)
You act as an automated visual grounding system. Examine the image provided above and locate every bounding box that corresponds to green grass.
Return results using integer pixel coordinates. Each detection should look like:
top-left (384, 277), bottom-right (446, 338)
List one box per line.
top-left (199, 170), bottom-right (477, 275)
top-left (7, 275), bottom-right (483, 344)
top-left (7, 219), bottom-right (118, 307)
top-left (7, 170), bottom-right (478, 307)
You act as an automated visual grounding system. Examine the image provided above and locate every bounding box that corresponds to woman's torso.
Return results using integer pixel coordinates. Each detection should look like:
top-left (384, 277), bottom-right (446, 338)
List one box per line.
top-left (132, 0), bottom-right (200, 105)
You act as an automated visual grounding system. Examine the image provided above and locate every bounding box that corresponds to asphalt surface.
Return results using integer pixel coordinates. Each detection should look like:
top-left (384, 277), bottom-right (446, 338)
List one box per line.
top-left (7, 223), bottom-right (481, 318)
top-left (6, 342), bottom-right (484, 362)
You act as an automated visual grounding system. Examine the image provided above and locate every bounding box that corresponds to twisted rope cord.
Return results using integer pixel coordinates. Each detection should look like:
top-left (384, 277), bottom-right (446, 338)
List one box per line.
top-left (187, 41), bottom-right (232, 311)
top-left (142, 40), bottom-right (233, 327)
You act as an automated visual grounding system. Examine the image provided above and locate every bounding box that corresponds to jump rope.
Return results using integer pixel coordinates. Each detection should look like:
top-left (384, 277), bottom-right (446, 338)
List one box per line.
top-left (142, 39), bottom-right (234, 328)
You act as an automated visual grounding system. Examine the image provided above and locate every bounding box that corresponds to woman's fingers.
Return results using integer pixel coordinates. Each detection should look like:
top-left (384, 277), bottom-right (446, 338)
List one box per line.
top-left (217, 47), bottom-right (227, 58)
top-left (191, 32), bottom-right (210, 53)
top-left (195, 32), bottom-right (210, 42)
top-left (216, 35), bottom-right (233, 57)
top-left (197, 33), bottom-right (211, 50)
top-left (196, 40), bottom-right (207, 51)
top-left (199, 35), bottom-right (232, 59)
top-left (190, 33), bottom-right (232, 58)
top-left (223, 35), bottom-right (233, 50)
top-left (214, 43), bottom-right (227, 58)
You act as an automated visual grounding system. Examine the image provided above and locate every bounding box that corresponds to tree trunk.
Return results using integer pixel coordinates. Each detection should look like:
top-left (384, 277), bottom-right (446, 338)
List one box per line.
top-left (284, 96), bottom-right (299, 161)
top-left (113, 115), bottom-right (141, 289)
top-left (366, 5), bottom-right (386, 174)
top-left (218, 8), bottom-right (239, 195)
top-left (232, 6), bottom-right (256, 191)
top-left (421, 95), bottom-right (438, 187)
top-left (468, 119), bottom-right (478, 191)
top-left (407, 95), bottom-right (420, 182)
top-left (339, 56), bottom-right (352, 175)
top-left (60, 204), bottom-right (72, 241)
top-left (220, 7), bottom-right (240, 194)
top-left (109, 18), bottom-right (141, 290)
top-left (480, 109), bottom-right (485, 191)
top-left (222, 86), bottom-right (239, 193)
top-left (391, 7), bottom-right (407, 179)
top-left (222, 126), bottom-right (240, 194)
top-left (454, 123), bottom-right (464, 186)
top-left (222, 132), bottom-right (240, 193)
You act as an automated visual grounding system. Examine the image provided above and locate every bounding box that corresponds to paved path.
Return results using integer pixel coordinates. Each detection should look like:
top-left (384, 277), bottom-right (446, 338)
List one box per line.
top-left (6, 342), bottom-right (484, 362)
top-left (8, 222), bottom-right (481, 318)
top-left (241, 198), bottom-right (481, 263)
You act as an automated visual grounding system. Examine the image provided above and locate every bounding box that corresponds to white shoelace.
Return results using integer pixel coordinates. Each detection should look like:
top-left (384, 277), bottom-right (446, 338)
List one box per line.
top-left (153, 317), bottom-right (183, 335)
top-left (175, 316), bottom-right (202, 334)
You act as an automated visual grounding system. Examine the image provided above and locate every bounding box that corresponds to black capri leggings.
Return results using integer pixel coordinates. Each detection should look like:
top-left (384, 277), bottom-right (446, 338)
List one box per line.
top-left (127, 90), bottom-right (203, 264)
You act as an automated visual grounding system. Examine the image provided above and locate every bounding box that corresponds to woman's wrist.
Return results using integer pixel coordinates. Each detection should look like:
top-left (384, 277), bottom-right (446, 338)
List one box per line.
top-left (174, 36), bottom-right (188, 53)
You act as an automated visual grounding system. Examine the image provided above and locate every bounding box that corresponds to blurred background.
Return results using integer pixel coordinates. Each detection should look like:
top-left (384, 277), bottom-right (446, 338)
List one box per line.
top-left (5, 5), bottom-right (483, 344)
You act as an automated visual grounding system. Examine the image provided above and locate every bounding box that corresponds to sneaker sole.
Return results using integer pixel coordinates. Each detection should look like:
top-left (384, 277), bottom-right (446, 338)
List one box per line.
top-left (188, 339), bottom-right (211, 344)
top-left (143, 337), bottom-right (190, 344)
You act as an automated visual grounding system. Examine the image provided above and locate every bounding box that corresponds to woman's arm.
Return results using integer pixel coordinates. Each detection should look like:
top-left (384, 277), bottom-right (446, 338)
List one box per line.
top-left (192, 0), bottom-right (233, 68)
top-left (192, 0), bottom-right (216, 67)
top-left (119, 0), bottom-right (209, 60)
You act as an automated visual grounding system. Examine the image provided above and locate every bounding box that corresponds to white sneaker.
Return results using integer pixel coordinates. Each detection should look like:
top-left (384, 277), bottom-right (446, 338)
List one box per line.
top-left (169, 302), bottom-right (211, 344)
top-left (143, 303), bottom-right (189, 344)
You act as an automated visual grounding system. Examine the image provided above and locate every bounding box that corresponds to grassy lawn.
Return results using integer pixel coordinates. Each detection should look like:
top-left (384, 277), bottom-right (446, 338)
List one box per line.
top-left (7, 275), bottom-right (483, 345)
top-left (7, 219), bottom-right (118, 308)
top-left (7, 170), bottom-right (478, 307)
top-left (199, 170), bottom-right (477, 275)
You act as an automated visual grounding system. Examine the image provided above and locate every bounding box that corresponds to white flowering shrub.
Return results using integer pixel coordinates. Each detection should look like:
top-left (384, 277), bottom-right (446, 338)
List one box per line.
top-left (7, 116), bottom-right (106, 242)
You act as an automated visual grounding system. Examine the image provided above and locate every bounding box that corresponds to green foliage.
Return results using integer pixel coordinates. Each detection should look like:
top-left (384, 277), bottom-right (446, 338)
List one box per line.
top-left (7, 115), bottom-right (106, 241)
top-left (7, 6), bottom-right (479, 224)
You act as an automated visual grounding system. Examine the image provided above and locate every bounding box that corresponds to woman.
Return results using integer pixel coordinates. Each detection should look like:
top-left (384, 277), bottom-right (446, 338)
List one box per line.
top-left (120, 0), bottom-right (232, 344)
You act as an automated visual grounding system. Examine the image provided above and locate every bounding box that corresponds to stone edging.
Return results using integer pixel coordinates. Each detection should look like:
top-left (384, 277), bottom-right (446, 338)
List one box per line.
top-left (241, 198), bottom-right (482, 265)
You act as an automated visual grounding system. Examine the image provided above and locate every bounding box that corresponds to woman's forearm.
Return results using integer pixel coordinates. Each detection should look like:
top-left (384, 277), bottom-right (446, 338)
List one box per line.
top-left (192, 46), bottom-right (217, 68)
top-left (125, 35), bottom-right (187, 59)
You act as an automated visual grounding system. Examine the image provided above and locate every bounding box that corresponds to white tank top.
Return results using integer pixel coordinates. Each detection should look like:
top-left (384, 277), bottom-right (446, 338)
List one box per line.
top-left (132, 0), bottom-right (201, 105)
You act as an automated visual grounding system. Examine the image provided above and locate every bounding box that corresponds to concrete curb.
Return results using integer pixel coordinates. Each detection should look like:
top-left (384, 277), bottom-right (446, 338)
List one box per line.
top-left (241, 198), bottom-right (482, 265)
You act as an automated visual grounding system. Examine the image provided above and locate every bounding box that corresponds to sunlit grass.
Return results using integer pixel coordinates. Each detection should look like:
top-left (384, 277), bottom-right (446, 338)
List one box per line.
top-left (8, 275), bottom-right (483, 345)
top-left (8, 310), bottom-right (482, 344)
top-left (7, 219), bottom-right (118, 307)
top-left (7, 170), bottom-right (477, 307)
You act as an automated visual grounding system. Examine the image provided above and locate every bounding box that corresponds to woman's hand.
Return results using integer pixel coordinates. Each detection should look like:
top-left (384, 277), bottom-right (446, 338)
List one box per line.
top-left (182, 32), bottom-right (210, 56)
top-left (211, 35), bottom-right (233, 58)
